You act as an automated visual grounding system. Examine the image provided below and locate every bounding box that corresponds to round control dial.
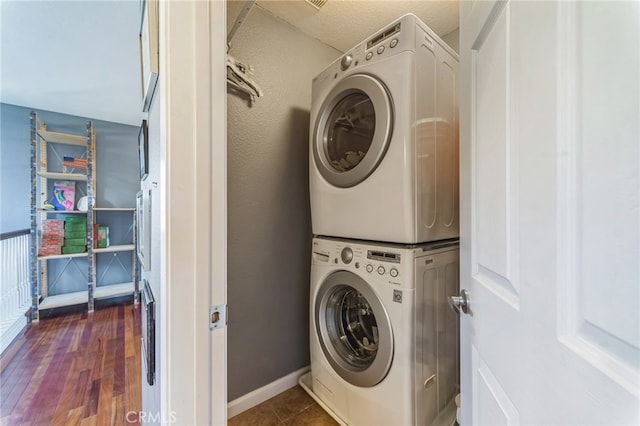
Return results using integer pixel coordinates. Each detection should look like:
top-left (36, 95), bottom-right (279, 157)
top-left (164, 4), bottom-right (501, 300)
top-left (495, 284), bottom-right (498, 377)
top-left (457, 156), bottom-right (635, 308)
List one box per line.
top-left (377, 266), bottom-right (386, 275)
top-left (366, 264), bottom-right (374, 273)
top-left (341, 54), bottom-right (353, 70)
top-left (390, 267), bottom-right (399, 278)
top-left (341, 247), bottom-right (353, 264)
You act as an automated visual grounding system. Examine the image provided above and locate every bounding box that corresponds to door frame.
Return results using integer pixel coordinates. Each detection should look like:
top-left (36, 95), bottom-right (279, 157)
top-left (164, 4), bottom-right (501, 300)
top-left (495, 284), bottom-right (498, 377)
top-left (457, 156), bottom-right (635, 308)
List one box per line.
top-left (162, 0), bottom-right (227, 424)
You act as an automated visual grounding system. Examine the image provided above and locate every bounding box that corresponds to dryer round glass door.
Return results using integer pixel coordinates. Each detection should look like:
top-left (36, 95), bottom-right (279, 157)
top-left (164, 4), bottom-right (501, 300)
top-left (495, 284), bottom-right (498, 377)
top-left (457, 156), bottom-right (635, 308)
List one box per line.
top-left (313, 74), bottom-right (393, 188)
top-left (315, 270), bottom-right (393, 387)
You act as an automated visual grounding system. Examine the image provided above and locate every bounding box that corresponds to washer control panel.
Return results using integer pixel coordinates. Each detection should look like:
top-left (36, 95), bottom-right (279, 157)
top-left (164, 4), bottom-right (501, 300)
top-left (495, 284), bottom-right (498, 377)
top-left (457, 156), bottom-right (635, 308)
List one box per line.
top-left (313, 239), bottom-right (405, 284)
top-left (364, 249), bottom-right (401, 279)
top-left (321, 243), bottom-right (366, 269)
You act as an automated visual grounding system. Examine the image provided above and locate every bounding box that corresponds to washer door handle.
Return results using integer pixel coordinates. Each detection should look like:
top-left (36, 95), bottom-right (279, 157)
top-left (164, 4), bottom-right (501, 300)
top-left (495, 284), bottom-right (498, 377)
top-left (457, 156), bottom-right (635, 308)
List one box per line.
top-left (449, 289), bottom-right (471, 315)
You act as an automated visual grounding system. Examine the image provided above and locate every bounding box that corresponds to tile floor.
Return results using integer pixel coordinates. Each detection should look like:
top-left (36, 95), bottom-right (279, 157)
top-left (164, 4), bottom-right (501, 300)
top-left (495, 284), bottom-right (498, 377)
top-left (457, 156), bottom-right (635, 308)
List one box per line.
top-left (228, 385), bottom-right (338, 426)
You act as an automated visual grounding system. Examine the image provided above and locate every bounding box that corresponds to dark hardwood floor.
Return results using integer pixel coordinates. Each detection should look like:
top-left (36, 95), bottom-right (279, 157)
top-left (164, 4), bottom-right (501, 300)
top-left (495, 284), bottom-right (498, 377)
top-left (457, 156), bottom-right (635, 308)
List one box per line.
top-left (0, 303), bottom-right (141, 425)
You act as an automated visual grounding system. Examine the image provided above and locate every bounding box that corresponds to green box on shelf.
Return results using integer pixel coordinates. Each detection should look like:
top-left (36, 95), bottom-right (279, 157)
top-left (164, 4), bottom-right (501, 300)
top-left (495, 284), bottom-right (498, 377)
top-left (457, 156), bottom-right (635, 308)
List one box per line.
top-left (64, 222), bottom-right (85, 232)
top-left (64, 230), bottom-right (87, 239)
top-left (64, 216), bottom-right (87, 224)
top-left (64, 238), bottom-right (86, 246)
top-left (62, 245), bottom-right (86, 254)
top-left (97, 226), bottom-right (110, 249)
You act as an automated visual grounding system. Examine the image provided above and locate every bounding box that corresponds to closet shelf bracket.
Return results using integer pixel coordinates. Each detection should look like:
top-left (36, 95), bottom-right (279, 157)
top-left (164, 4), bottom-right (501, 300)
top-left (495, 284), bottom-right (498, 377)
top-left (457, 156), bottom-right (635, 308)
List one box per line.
top-left (227, 0), bottom-right (256, 50)
top-left (226, 0), bottom-right (262, 103)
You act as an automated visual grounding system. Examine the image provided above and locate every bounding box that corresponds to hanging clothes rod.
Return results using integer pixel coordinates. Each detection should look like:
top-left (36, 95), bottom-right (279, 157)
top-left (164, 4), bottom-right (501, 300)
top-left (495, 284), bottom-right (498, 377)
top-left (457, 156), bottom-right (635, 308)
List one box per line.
top-left (227, 0), bottom-right (256, 49)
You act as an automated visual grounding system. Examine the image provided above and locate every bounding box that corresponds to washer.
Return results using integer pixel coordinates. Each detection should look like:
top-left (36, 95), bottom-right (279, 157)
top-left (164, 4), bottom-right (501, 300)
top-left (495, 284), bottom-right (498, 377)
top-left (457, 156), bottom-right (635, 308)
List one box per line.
top-left (308, 236), bottom-right (460, 425)
top-left (309, 14), bottom-right (459, 244)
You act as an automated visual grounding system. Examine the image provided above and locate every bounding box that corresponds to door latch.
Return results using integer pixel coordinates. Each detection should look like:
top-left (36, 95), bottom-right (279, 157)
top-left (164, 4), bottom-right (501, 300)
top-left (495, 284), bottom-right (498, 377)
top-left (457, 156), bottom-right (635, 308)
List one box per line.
top-left (210, 304), bottom-right (227, 330)
top-left (449, 289), bottom-right (471, 315)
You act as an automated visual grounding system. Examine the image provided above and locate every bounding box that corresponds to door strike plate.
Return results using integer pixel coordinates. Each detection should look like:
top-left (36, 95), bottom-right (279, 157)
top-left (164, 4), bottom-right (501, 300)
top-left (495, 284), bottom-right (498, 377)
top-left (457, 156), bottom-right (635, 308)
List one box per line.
top-left (210, 304), bottom-right (227, 330)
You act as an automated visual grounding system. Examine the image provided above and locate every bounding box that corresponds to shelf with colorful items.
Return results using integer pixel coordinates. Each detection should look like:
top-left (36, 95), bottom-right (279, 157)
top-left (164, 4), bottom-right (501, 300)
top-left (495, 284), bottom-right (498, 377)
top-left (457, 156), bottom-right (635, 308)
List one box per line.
top-left (29, 112), bottom-right (95, 319)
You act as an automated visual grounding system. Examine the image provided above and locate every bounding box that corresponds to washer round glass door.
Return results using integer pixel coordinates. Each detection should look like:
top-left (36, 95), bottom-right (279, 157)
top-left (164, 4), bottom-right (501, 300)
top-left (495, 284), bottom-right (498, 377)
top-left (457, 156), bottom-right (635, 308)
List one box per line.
top-left (315, 270), bottom-right (393, 387)
top-left (313, 74), bottom-right (394, 188)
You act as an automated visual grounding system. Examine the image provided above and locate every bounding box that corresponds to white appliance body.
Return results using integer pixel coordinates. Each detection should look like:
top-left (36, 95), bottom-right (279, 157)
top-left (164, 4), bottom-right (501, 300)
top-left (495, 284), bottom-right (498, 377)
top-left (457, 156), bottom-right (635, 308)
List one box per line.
top-left (309, 14), bottom-right (459, 244)
top-left (309, 236), bottom-right (459, 425)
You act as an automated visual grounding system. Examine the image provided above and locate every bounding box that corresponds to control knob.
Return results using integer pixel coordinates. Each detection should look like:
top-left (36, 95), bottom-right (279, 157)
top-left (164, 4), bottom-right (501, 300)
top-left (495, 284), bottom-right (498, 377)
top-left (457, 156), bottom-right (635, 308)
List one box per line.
top-left (341, 54), bottom-right (353, 70)
top-left (341, 247), bottom-right (353, 264)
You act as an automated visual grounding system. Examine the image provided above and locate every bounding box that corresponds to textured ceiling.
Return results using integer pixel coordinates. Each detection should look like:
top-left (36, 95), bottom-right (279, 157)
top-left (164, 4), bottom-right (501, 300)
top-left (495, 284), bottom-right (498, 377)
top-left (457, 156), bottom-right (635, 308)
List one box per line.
top-left (249, 0), bottom-right (459, 52)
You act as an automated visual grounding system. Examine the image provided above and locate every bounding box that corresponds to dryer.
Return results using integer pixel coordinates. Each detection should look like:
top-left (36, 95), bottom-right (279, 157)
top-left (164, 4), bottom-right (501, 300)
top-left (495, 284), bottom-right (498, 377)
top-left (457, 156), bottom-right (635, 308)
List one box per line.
top-left (309, 13), bottom-right (459, 244)
top-left (307, 236), bottom-right (459, 425)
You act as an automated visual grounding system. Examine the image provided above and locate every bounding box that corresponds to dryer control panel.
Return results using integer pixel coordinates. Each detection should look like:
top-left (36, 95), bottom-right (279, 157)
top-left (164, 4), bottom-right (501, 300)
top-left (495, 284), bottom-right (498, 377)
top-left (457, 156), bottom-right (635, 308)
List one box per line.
top-left (312, 14), bottom-right (421, 90)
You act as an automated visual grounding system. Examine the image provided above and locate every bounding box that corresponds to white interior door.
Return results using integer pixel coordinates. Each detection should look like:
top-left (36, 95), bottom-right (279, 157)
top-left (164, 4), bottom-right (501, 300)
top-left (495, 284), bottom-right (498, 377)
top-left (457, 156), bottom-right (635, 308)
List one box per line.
top-left (459, 1), bottom-right (639, 424)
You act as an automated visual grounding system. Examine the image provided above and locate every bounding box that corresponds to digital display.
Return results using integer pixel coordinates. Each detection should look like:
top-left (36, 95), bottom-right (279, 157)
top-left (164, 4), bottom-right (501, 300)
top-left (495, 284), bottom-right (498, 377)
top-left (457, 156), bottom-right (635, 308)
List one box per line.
top-left (367, 250), bottom-right (401, 263)
top-left (366, 23), bottom-right (401, 49)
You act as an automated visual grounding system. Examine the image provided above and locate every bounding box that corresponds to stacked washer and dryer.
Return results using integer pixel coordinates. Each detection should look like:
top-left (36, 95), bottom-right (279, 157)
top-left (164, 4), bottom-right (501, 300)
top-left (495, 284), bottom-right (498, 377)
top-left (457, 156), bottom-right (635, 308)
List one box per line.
top-left (300, 14), bottom-right (461, 426)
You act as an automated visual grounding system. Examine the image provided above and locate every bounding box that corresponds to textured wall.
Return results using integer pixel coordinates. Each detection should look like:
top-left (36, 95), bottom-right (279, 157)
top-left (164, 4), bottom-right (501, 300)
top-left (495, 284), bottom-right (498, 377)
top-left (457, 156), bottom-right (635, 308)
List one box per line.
top-left (227, 5), bottom-right (339, 400)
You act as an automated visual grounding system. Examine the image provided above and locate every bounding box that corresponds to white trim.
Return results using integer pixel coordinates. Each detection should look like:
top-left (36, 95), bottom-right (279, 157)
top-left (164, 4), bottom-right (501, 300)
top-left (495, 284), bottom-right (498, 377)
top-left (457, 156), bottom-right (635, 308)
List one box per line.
top-left (227, 366), bottom-right (310, 419)
top-left (209, 0), bottom-right (228, 424)
top-left (0, 316), bottom-right (27, 355)
top-left (161, 0), bottom-right (222, 423)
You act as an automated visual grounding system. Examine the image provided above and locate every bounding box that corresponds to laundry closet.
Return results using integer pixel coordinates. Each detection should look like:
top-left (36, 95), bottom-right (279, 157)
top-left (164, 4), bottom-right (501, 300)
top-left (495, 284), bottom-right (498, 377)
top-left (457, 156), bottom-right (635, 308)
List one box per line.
top-left (225, 0), bottom-right (460, 417)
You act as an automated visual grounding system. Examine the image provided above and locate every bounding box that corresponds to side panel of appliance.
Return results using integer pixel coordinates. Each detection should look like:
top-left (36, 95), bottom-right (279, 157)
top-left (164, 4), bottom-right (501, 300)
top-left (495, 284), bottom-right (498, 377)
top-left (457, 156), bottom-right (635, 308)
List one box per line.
top-left (415, 246), bottom-right (460, 425)
top-left (414, 25), bottom-right (460, 242)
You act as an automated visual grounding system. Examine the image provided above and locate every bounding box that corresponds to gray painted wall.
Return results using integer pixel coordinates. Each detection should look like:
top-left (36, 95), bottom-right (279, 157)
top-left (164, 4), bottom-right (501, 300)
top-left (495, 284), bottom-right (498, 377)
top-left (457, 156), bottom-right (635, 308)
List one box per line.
top-left (0, 104), bottom-right (31, 233)
top-left (227, 6), bottom-right (340, 400)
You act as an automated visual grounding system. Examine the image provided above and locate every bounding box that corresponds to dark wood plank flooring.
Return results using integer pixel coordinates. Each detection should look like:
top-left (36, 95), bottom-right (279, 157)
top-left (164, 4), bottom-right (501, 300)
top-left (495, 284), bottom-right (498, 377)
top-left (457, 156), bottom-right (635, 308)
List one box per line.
top-left (0, 304), bottom-right (141, 425)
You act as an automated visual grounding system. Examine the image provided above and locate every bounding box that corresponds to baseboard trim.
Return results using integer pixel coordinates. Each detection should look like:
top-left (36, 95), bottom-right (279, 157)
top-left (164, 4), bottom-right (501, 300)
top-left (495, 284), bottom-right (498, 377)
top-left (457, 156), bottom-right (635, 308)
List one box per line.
top-left (0, 315), bottom-right (27, 355)
top-left (227, 365), bottom-right (310, 419)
